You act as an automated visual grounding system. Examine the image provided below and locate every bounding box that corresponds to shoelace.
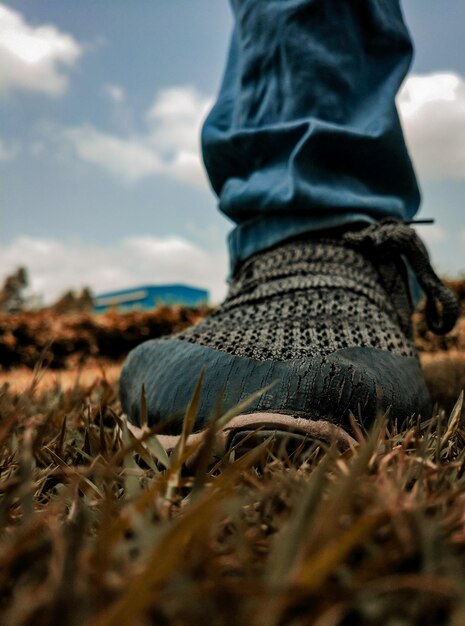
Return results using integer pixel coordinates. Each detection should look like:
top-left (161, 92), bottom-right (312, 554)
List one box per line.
top-left (343, 218), bottom-right (459, 335)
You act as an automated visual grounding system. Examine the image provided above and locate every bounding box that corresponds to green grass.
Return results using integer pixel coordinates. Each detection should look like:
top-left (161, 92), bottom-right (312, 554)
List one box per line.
top-left (1, 372), bottom-right (465, 626)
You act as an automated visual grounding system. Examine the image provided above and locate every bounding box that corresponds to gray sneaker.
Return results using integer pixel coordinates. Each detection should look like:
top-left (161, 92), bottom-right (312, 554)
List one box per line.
top-left (119, 220), bottom-right (458, 452)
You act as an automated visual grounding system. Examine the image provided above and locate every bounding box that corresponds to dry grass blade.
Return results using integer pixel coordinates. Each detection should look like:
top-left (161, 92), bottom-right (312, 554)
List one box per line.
top-left (191, 398), bottom-right (224, 495)
top-left (56, 415), bottom-right (67, 458)
top-left (17, 427), bottom-right (35, 520)
top-left (292, 510), bottom-right (386, 591)
top-left (216, 381), bottom-right (277, 430)
top-left (441, 390), bottom-right (464, 450)
top-left (91, 441), bottom-right (270, 626)
top-left (170, 368), bottom-right (205, 467)
top-left (163, 369), bottom-right (205, 501)
top-left (44, 447), bottom-right (105, 499)
top-left (139, 382), bottom-right (148, 429)
top-left (143, 431), bottom-right (170, 469)
top-left (266, 444), bottom-right (335, 586)
top-left (122, 426), bottom-right (159, 473)
top-left (112, 415), bottom-right (169, 469)
top-left (90, 496), bottom-right (223, 626)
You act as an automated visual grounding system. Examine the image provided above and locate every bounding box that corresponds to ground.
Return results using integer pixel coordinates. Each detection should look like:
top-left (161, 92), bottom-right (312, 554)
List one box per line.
top-left (0, 304), bottom-right (464, 625)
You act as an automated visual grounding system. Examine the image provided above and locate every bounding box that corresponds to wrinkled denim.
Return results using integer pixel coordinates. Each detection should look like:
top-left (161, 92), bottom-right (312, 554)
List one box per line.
top-left (202, 0), bottom-right (420, 271)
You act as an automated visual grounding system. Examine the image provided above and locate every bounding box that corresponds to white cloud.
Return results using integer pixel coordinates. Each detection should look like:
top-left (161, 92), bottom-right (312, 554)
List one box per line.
top-left (0, 236), bottom-right (228, 305)
top-left (399, 74), bottom-right (460, 118)
top-left (63, 85), bottom-right (212, 188)
top-left (63, 126), bottom-right (163, 182)
top-left (146, 86), bottom-right (212, 155)
top-left (0, 137), bottom-right (19, 161)
top-left (103, 83), bottom-right (125, 104)
top-left (398, 72), bottom-right (465, 181)
top-left (0, 4), bottom-right (82, 97)
top-left (62, 72), bottom-right (465, 188)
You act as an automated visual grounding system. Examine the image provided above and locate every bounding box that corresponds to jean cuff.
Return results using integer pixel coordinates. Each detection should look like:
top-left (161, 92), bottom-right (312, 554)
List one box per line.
top-left (227, 212), bottom-right (376, 277)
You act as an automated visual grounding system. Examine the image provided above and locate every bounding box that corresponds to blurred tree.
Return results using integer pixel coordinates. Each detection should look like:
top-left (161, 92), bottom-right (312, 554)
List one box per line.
top-left (0, 267), bottom-right (28, 312)
top-left (51, 287), bottom-right (94, 314)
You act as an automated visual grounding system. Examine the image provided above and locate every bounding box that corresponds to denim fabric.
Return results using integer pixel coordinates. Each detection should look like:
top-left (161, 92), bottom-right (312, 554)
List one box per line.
top-left (202, 0), bottom-right (420, 272)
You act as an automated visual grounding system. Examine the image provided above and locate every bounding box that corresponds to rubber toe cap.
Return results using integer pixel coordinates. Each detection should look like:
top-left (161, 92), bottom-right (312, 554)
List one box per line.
top-left (119, 339), bottom-right (431, 433)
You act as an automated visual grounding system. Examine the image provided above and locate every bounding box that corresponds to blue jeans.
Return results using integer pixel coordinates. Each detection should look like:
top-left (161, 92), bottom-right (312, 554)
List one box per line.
top-left (202, 0), bottom-right (420, 272)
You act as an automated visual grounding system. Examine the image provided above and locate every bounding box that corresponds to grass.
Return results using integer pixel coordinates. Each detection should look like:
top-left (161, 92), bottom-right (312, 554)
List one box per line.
top-left (1, 366), bottom-right (465, 626)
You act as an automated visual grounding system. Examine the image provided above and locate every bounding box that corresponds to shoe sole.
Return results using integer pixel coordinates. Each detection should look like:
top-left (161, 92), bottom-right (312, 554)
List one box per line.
top-left (122, 412), bottom-right (357, 463)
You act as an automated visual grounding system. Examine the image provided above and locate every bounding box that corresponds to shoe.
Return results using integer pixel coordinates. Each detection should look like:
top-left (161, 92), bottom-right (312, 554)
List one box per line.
top-left (119, 219), bottom-right (458, 452)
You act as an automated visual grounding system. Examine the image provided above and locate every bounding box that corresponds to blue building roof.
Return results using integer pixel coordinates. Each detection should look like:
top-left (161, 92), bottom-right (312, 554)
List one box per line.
top-left (94, 284), bottom-right (209, 312)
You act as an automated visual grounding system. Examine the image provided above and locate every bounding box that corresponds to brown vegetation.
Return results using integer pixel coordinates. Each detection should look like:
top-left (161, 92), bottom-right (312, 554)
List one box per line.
top-left (0, 371), bottom-right (465, 625)
top-left (413, 278), bottom-right (465, 353)
top-left (0, 306), bottom-right (209, 370)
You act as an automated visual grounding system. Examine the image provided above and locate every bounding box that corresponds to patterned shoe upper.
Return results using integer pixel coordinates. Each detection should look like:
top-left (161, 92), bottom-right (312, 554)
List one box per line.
top-left (172, 220), bottom-right (458, 362)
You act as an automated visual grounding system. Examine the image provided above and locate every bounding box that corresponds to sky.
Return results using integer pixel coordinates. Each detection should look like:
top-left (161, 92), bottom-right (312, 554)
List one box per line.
top-left (1, 0), bottom-right (465, 305)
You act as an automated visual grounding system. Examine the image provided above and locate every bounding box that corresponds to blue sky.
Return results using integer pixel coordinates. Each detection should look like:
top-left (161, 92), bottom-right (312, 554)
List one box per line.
top-left (1, 1), bottom-right (465, 303)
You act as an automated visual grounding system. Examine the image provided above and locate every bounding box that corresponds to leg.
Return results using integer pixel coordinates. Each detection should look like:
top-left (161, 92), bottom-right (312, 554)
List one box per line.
top-left (202, 0), bottom-right (420, 270)
top-left (119, 0), bottom-right (457, 454)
